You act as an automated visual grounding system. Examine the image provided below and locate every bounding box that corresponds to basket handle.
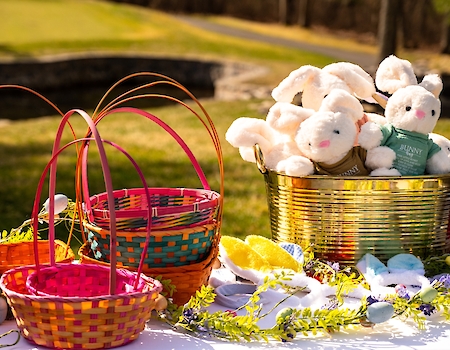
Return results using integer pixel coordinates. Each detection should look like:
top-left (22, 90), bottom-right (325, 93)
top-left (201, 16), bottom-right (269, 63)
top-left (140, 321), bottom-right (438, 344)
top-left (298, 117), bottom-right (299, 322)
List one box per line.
top-left (81, 107), bottom-right (211, 223)
top-left (32, 109), bottom-right (153, 294)
top-left (92, 72), bottom-right (224, 232)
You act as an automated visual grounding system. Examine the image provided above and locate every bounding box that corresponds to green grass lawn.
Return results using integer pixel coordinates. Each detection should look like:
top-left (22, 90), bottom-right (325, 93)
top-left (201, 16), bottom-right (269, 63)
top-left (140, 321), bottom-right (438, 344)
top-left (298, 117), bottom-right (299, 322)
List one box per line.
top-left (1, 0), bottom-right (450, 255)
top-left (0, 0), bottom-right (336, 86)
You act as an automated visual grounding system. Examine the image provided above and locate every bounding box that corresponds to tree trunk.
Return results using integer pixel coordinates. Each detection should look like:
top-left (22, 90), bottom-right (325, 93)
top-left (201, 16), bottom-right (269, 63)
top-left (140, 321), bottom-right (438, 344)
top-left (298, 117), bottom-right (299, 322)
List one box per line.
top-left (297, 0), bottom-right (311, 27)
top-left (440, 13), bottom-right (450, 53)
top-left (378, 0), bottom-right (398, 63)
top-left (279, 0), bottom-right (287, 24)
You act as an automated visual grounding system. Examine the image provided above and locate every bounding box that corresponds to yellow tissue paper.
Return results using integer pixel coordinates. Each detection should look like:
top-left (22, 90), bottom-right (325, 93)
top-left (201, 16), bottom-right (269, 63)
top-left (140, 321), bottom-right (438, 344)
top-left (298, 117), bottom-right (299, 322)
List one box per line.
top-left (245, 235), bottom-right (302, 273)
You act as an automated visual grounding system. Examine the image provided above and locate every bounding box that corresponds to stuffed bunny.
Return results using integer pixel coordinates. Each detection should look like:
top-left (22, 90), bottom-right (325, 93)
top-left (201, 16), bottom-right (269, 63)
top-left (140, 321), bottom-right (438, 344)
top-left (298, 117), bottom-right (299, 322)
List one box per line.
top-left (271, 62), bottom-right (377, 110)
top-left (428, 133), bottom-right (450, 174)
top-left (225, 103), bottom-right (314, 170)
top-left (358, 55), bottom-right (449, 176)
top-left (278, 90), bottom-right (396, 176)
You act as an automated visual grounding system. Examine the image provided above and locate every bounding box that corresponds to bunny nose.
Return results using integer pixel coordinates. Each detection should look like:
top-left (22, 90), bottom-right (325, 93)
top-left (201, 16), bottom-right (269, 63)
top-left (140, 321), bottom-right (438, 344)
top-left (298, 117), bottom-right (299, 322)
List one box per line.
top-left (415, 110), bottom-right (426, 119)
top-left (319, 140), bottom-right (330, 148)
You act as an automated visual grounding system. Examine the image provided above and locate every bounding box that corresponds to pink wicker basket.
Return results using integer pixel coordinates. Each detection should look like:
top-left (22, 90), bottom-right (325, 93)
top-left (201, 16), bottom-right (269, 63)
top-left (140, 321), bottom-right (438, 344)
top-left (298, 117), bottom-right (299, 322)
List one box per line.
top-left (0, 107), bottom-right (163, 349)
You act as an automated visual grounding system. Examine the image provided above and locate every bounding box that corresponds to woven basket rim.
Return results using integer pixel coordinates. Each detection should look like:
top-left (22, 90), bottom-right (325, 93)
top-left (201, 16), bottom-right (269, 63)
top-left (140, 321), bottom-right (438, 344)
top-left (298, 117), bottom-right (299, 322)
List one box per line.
top-left (0, 263), bottom-right (163, 302)
top-left (88, 187), bottom-right (221, 220)
top-left (84, 221), bottom-right (217, 237)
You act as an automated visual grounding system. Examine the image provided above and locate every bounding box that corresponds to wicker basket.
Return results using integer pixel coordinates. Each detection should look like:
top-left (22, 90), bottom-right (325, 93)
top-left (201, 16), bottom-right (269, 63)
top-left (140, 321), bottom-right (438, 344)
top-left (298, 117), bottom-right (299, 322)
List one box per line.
top-left (0, 239), bottom-right (74, 275)
top-left (254, 144), bottom-right (450, 265)
top-left (79, 91), bottom-right (223, 270)
top-left (82, 107), bottom-right (221, 234)
top-left (0, 105), bottom-right (164, 349)
top-left (1, 264), bottom-right (162, 349)
top-left (77, 95), bottom-right (223, 304)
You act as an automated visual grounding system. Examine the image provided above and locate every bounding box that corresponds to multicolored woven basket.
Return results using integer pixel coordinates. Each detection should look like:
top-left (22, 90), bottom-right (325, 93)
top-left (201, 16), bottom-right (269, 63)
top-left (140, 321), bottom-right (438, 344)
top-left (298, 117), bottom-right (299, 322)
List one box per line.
top-left (75, 72), bottom-right (224, 305)
top-left (0, 239), bottom-right (74, 275)
top-left (77, 78), bottom-right (223, 271)
top-left (82, 107), bottom-right (221, 234)
top-left (0, 102), bottom-right (164, 349)
top-left (1, 264), bottom-right (162, 349)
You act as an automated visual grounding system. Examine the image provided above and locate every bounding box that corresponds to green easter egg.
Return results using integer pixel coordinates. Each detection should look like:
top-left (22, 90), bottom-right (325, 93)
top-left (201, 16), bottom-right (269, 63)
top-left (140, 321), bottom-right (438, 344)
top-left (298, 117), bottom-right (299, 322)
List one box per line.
top-left (366, 302), bottom-right (395, 324)
top-left (419, 286), bottom-right (438, 303)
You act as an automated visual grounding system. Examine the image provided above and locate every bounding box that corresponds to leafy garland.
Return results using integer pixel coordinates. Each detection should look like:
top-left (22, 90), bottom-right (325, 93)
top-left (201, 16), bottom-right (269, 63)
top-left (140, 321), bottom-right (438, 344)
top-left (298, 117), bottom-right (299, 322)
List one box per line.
top-left (154, 253), bottom-right (450, 342)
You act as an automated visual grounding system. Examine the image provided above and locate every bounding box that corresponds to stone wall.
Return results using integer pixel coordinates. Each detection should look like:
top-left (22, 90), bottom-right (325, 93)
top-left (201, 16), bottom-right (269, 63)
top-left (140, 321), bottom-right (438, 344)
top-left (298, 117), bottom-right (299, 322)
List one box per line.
top-left (0, 53), bottom-right (267, 119)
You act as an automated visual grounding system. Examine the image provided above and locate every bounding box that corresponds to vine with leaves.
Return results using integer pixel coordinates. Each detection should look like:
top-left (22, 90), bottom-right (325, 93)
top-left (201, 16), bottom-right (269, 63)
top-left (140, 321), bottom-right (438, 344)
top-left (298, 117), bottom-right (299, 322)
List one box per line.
top-left (154, 253), bottom-right (450, 343)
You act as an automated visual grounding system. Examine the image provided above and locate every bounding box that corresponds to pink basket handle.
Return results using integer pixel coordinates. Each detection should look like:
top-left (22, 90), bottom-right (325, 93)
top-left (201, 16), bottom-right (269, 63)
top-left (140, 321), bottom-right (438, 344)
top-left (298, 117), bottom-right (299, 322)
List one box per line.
top-left (82, 107), bottom-right (211, 223)
top-left (31, 109), bottom-right (153, 294)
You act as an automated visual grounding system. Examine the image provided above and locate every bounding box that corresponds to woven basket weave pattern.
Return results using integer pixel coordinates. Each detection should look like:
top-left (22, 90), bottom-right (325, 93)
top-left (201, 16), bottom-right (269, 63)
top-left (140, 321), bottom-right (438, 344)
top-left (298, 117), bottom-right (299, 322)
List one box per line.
top-left (0, 240), bottom-right (74, 274)
top-left (86, 222), bottom-right (216, 268)
top-left (89, 188), bottom-right (220, 231)
top-left (26, 264), bottom-right (157, 297)
top-left (1, 266), bottom-right (160, 349)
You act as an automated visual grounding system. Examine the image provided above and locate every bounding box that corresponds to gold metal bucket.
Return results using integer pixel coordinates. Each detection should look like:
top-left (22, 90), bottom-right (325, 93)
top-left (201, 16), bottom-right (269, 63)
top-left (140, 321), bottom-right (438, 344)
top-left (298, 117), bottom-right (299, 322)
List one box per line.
top-left (254, 145), bottom-right (450, 265)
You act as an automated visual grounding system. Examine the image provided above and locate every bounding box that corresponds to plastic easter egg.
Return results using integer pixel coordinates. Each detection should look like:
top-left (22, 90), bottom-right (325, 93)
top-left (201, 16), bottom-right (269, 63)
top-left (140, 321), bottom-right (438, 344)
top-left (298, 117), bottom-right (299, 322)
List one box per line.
top-left (279, 242), bottom-right (304, 265)
top-left (419, 286), bottom-right (438, 303)
top-left (366, 302), bottom-right (394, 324)
top-left (43, 194), bottom-right (69, 215)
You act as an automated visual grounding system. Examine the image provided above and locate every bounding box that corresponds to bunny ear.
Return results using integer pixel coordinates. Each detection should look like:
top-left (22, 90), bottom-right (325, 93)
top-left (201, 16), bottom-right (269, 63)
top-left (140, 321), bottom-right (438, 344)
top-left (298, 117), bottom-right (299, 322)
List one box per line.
top-left (271, 65), bottom-right (321, 103)
top-left (375, 55), bottom-right (418, 94)
top-left (356, 253), bottom-right (389, 280)
top-left (419, 73), bottom-right (443, 98)
top-left (319, 89), bottom-right (364, 123)
top-left (321, 62), bottom-right (375, 100)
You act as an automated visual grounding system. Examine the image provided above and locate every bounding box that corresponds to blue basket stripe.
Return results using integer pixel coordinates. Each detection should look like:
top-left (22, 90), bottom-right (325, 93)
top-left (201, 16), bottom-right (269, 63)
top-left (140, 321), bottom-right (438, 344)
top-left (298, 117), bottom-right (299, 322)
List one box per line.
top-left (87, 227), bottom-right (215, 267)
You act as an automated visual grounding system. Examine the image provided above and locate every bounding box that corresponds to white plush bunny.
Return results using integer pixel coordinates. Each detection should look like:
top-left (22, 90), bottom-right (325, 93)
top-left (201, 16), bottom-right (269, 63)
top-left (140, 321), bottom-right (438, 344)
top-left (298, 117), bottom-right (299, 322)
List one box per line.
top-left (225, 103), bottom-right (314, 170)
top-left (428, 133), bottom-right (450, 174)
top-left (358, 55), bottom-right (449, 176)
top-left (271, 62), bottom-right (377, 110)
top-left (278, 90), bottom-right (396, 176)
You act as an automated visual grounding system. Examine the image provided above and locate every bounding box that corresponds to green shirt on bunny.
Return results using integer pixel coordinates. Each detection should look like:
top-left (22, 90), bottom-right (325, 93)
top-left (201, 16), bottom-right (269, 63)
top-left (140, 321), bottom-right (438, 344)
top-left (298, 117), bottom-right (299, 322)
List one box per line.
top-left (380, 124), bottom-right (441, 175)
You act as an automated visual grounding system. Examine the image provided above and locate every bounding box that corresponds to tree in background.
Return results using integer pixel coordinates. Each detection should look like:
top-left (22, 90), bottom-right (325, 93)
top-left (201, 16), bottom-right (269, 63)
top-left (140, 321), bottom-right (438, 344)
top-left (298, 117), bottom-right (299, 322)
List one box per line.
top-left (378, 0), bottom-right (398, 63)
top-left (279, 0), bottom-right (287, 24)
top-left (297, 0), bottom-right (311, 27)
top-left (433, 0), bottom-right (450, 53)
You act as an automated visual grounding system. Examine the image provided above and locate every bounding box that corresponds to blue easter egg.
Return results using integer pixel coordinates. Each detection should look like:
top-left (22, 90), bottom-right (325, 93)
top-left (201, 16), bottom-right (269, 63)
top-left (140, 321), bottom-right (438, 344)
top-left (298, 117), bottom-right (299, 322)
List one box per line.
top-left (279, 242), bottom-right (304, 264)
top-left (366, 302), bottom-right (395, 324)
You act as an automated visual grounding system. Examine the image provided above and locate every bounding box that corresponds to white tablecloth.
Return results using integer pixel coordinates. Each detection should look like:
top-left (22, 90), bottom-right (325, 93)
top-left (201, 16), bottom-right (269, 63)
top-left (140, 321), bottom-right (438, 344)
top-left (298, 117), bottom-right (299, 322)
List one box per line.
top-left (1, 312), bottom-right (449, 350)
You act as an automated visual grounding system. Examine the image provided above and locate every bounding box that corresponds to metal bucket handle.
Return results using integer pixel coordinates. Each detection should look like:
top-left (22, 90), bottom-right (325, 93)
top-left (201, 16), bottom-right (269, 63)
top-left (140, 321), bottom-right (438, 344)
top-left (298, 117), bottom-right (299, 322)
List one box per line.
top-left (253, 144), bottom-right (267, 174)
